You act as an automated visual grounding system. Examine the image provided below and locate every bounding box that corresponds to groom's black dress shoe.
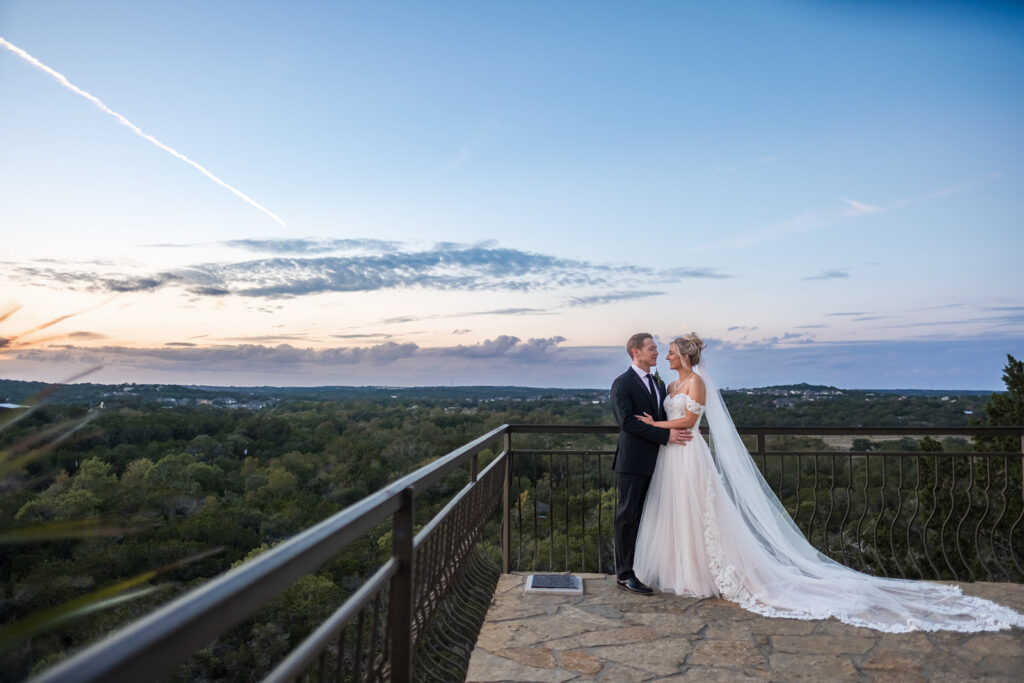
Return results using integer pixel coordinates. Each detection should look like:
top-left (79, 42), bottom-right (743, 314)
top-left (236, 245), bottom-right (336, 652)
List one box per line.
top-left (617, 576), bottom-right (654, 595)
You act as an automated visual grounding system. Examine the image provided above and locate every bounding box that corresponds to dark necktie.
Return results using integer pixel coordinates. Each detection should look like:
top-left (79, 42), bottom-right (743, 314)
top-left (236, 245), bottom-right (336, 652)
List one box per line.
top-left (645, 373), bottom-right (657, 403)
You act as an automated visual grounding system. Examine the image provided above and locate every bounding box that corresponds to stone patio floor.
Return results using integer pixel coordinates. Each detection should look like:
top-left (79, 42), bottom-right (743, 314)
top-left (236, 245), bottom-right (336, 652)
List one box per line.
top-left (467, 573), bottom-right (1024, 682)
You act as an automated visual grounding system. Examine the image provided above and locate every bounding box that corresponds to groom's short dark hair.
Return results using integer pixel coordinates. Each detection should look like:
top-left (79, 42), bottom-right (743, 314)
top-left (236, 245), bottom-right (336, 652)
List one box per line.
top-left (626, 333), bottom-right (652, 359)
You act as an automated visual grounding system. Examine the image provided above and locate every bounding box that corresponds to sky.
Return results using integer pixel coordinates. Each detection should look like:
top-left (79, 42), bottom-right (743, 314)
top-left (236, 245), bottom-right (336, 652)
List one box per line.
top-left (1, 1), bottom-right (1022, 390)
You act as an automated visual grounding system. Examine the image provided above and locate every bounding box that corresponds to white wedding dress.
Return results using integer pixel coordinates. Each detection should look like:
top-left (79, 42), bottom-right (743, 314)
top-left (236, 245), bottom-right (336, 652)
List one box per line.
top-left (633, 364), bottom-right (1024, 633)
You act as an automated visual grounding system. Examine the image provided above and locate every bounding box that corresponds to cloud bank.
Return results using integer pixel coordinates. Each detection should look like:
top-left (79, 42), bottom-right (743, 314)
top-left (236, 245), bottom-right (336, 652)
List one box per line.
top-left (8, 243), bottom-right (732, 300)
top-left (8, 336), bottom-right (1020, 390)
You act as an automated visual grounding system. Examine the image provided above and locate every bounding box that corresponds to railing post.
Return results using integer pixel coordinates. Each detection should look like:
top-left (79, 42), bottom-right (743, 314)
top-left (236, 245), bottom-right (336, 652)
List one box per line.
top-left (756, 431), bottom-right (766, 455)
top-left (502, 430), bottom-right (512, 574)
top-left (389, 487), bottom-right (415, 682)
top-left (471, 453), bottom-right (478, 482)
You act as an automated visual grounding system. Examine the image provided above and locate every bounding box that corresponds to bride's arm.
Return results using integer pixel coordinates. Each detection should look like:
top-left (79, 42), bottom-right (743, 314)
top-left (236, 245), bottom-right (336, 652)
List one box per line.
top-left (636, 377), bottom-right (707, 429)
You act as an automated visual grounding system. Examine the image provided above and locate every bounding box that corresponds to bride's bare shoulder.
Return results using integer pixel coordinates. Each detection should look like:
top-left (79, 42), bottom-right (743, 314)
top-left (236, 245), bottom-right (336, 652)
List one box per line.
top-left (687, 374), bottom-right (707, 403)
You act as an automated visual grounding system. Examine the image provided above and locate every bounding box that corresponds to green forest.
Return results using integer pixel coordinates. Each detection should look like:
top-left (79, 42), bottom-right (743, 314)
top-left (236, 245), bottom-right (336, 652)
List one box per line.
top-left (1, 356), bottom-right (1021, 681)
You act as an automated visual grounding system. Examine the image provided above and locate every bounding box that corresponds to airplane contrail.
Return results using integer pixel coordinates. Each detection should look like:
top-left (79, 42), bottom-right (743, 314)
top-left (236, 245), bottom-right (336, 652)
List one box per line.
top-left (0, 37), bottom-right (286, 226)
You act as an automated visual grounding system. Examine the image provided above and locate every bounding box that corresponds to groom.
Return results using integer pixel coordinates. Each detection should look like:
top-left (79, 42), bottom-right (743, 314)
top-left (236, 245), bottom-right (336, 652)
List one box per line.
top-left (611, 333), bottom-right (691, 594)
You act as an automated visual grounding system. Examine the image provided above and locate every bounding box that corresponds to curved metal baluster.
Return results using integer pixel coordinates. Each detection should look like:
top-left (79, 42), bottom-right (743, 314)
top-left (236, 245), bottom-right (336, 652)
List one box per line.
top-left (906, 454), bottom-right (923, 579)
top-left (794, 454), bottom-right (803, 531)
top-left (824, 454), bottom-right (836, 560)
top-left (872, 454), bottom-right (887, 576)
top-left (597, 452), bottom-right (603, 573)
top-left (808, 454), bottom-right (819, 548)
top-left (839, 453), bottom-right (852, 567)
top-left (1009, 453), bottom-right (1024, 578)
top-left (922, 457), bottom-right (942, 578)
top-left (514, 451), bottom-right (522, 572)
top-left (890, 455), bottom-right (906, 578)
top-left (564, 452), bottom-right (570, 571)
top-left (990, 455), bottom-right (1010, 580)
top-left (532, 452), bottom-right (538, 571)
top-left (856, 456), bottom-right (870, 572)
top-left (779, 452), bottom-right (786, 512)
top-left (976, 456), bottom-right (994, 582)
top-left (955, 455), bottom-right (976, 581)
top-left (548, 452), bottom-right (554, 571)
top-left (940, 456), bottom-right (958, 579)
top-left (580, 453), bottom-right (586, 572)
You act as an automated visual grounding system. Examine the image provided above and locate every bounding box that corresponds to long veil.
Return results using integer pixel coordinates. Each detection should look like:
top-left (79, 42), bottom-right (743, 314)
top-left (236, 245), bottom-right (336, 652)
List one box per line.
top-left (693, 359), bottom-right (1024, 632)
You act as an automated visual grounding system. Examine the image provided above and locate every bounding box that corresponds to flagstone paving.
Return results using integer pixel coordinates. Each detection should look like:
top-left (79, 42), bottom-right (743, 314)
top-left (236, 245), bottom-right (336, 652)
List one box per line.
top-left (467, 574), bottom-right (1024, 682)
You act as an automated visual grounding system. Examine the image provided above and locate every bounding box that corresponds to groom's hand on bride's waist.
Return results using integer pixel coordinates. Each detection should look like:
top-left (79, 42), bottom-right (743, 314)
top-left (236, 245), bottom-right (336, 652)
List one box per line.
top-left (668, 429), bottom-right (692, 445)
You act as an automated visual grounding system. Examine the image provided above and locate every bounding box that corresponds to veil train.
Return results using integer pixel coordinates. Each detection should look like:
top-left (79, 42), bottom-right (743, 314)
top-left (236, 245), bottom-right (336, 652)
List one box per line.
top-left (693, 360), bottom-right (1024, 632)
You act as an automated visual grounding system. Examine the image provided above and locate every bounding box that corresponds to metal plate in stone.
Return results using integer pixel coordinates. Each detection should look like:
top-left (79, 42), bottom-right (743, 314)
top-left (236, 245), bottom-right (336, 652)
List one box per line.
top-left (524, 574), bottom-right (584, 595)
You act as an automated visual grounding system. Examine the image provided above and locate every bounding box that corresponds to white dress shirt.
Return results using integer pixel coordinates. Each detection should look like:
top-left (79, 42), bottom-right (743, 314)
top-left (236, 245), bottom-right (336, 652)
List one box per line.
top-left (631, 364), bottom-right (660, 407)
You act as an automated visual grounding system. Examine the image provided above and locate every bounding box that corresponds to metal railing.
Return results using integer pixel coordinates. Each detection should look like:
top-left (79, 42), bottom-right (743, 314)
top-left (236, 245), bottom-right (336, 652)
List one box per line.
top-left (36, 426), bottom-right (509, 683)
top-left (33, 424), bottom-right (1023, 682)
top-left (503, 425), bottom-right (1024, 583)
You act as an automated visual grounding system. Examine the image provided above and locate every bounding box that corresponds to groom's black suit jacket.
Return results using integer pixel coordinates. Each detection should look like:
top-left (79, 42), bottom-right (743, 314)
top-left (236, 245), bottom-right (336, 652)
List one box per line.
top-left (610, 367), bottom-right (671, 475)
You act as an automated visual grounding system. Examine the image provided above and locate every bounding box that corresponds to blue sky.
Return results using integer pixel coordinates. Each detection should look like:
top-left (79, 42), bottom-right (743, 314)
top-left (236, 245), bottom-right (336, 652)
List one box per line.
top-left (1, 1), bottom-right (1022, 389)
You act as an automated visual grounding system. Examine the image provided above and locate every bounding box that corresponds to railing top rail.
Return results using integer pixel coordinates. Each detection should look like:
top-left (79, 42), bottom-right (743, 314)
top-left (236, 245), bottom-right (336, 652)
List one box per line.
top-left (35, 424), bottom-right (511, 683)
top-left (507, 424), bottom-right (619, 434)
top-left (505, 424), bottom-right (1023, 436)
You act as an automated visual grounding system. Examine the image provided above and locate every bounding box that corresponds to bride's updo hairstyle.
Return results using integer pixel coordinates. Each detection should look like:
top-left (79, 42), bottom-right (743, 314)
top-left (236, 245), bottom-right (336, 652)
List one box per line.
top-left (672, 333), bottom-right (706, 366)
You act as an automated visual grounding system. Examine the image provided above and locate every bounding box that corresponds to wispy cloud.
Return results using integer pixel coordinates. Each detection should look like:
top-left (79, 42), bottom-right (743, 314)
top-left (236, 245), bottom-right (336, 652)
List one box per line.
top-left (568, 291), bottom-right (664, 307)
top-left (694, 174), bottom-right (997, 253)
top-left (692, 210), bottom-right (829, 252)
top-left (891, 173), bottom-right (1000, 209)
top-left (380, 307), bottom-right (550, 325)
top-left (0, 37), bottom-right (285, 226)
top-left (879, 310), bottom-right (1024, 329)
top-left (802, 269), bottom-right (850, 281)
top-left (441, 144), bottom-right (474, 175)
top-left (332, 333), bottom-right (395, 340)
top-left (222, 238), bottom-right (400, 255)
top-left (842, 199), bottom-right (883, 216)
top-left (660, 267), bottom-right (733, 280)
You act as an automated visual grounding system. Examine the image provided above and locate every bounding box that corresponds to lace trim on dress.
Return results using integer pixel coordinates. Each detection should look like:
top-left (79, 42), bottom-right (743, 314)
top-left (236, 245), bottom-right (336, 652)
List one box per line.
top-left (685, 395), bottom-right (705, 416)
top-left (702, 477), bottom-right (742, 601)
top-left (664, 393), bottom-right (705, 416)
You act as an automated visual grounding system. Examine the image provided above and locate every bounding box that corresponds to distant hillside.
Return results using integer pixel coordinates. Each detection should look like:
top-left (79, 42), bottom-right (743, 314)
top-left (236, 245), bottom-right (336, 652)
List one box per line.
top-left (0, 377), bottom-right (1000, 428)
top-left (0, 378), bottom-right (607, 407)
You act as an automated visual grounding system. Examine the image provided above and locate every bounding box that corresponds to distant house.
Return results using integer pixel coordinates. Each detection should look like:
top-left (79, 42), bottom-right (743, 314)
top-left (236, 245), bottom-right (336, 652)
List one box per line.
top-left (536, 501), bottom-right (551, 519)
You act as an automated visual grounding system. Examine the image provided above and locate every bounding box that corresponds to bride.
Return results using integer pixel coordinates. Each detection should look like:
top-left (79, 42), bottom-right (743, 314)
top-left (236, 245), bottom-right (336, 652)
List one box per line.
top-left (632, 333), bottom-right (1024, 633)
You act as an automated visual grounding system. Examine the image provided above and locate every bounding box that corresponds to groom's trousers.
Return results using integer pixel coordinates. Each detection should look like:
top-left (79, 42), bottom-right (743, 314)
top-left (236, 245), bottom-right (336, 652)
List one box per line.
top-left (614, 471), bottom-right (652, 580)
